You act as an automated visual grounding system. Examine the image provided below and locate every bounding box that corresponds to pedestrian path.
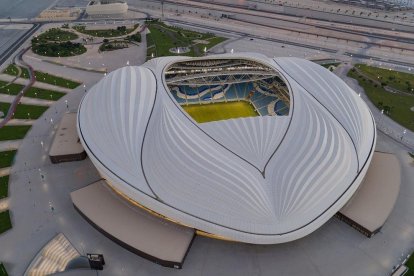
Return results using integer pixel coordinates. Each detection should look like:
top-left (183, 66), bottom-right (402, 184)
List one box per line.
top-left (0, 139), bottom-right (22, 151)
top-left (0, 167), bottom-right (10, 177)
top-left (6, 119), bottom-right (35, 126)
top-left (0, 198), bottom-right (9, 212)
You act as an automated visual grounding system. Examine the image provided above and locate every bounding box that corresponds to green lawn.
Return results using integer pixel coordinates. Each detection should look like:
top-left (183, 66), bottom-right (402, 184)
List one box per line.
top-left (0, 102), bottom-right (48, 120)
top-left (146, 22), bottom-right (226, 58)
top-left (348, 69), bottom-right (414, 131)
top-left (0, 176), bottom-right (9, 199)
top-left (37, 28), bottom-right (78, 42)
top-left (0, 262), bottom-right (7, 276)
top-left (404, 254), bottom-right (414, 276)
top-left (2, 65), bottom-right (81, 89)
top-left (73, 25), bottom-right (138, 37)
top-left (25, 87), bottom-right (65, 101)
top-left (0, 210), bottom-right (12, 234)
top-left (183, 101), bottom-right (258, 123)
top-left (0, 81), bottom-right (23, 95)
top-left (0, 81), bottom-right (65, 100)
top-left (0, 126), bottom-right (31, 141)
top-left (0, 151), bottom-right (16, 169)
top-left (355, 64), bottom-right (414, 94)
top-left (33, 71), bottom-right (81, 89)
top-left (3, 64), bottom-right (29, 78)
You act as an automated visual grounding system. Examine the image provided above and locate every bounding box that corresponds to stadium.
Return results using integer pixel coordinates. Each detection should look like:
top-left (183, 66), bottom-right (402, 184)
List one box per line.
top-left (77, 52), bottom-right (376, 244)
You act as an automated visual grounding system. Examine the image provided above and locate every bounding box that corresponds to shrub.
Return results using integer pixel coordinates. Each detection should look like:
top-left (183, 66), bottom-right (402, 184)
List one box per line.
top-left (32, 41), bottom-right (86, 57)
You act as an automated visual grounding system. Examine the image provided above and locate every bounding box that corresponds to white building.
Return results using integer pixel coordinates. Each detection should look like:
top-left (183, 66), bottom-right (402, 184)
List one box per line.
top-left (85, 0), bottom-right (128, 16)
top-left (77, 53), bottom-right (376, 244)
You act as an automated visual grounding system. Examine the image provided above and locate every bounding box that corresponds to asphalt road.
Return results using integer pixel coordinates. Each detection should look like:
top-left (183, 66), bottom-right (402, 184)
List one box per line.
top-left (0, 24), bottom-right (39, 67)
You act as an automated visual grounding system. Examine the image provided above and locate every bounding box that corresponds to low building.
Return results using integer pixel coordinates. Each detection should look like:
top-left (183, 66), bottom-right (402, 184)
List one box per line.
top-left (85, 0), bottom-right (128, 16)
top-left (49, 112), bottom-right (86, 164)
top-left (37, 8), bottom-right (81, 21)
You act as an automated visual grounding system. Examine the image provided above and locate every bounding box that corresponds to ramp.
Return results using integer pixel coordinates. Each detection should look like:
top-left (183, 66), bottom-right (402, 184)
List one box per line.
top-left (71, 181), bottom-right (195, 268)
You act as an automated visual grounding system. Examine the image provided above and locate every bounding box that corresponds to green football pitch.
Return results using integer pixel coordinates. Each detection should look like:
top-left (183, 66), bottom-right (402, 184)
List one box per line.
top-left (182, 101), bottom-right (258, 123)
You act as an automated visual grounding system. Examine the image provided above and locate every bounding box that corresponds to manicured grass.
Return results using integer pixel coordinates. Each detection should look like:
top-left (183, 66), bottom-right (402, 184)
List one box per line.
top-left (0, 210), bottom-right (12, 234)
top-left (25, 87), bottom-right (65, 101)
top-left (0, 81), bottom-right (65, 100)
top-left (183, 101), bottom-right (258, 123)
top-left (73, 25), bottom-right (138, 37)
top-left (404, 254), bottom-right (414, 276)
top-left (0, 81), bottom-right (23, 95)
top-left (2, 65), bottom-right (81, 89)
top-left (0, 262), bottom-right (7, 276)
top-left (355, 64), bottom-right (414, 94)
top-left (0, 151), bottom-right (16, 169)
top-left (0, 126), bottom-right (31, 141)
top-left (3, 64), bottom-right (29, 78)
top-left (37, 28), bottom-right (78, 42)
top-left (32, 41), bottom-right (87, 57)
top-left (146, 22), bottom-right (226, 58)
top-left (348, 69), bottom-right (414, 131)
top-left (0, 102), bottom-right (48, 120)
top-left (0, 176), bottom-right (9, 199)
top-left (34, 71), bottom-right (81, 89)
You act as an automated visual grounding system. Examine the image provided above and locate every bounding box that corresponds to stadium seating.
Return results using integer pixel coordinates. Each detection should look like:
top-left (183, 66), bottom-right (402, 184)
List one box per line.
top-left (169, 78), bottom-right (289, 117)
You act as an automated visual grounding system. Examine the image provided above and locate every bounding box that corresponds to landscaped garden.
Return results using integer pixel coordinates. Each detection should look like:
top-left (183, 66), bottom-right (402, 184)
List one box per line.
top-left (99, 40), bottom-right (129, 52)
top-left (0, 126), bottom-right (31, 141)
top-left (32, 41), bottom-right (86, 57)
top-left (348, 67), bottom-right (414, 132)
top-left (2, 64), bottom-right (81, 89)
top-left (0, 81), bottom-right (65, 100)
top-left (146, 21), bottom-right (226, 59)
top-left (0, 151), bottom-right (16, 169)
top-left (3, 64), bottom-right (29, 78)
top-left (0, 102), bottom-right (48, 120)
top-left (355, 64), bottom-right (414, 94)
top-left (0, 210), bottom-right (12, 234)
top-left (31, 27), bottom-right (86, 57)
top-left (36, 28), bottom-right (78, 42)
top-left (73, 25), bottom-right (139, 38)
top-left (0, 175), bottom-right (9, 199)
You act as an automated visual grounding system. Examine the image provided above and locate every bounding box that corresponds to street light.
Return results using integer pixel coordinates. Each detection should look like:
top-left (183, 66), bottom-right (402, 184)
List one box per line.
top-left (401, 129), bottom-right (407, 141)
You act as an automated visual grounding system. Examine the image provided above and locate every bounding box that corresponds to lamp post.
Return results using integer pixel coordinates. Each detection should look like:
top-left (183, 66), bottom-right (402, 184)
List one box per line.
top-left (401, 129), bottom-right (407, 141)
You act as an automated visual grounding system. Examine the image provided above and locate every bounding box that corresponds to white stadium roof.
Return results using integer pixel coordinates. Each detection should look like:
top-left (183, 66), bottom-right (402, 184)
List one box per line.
top-left (77, 53), bottom-right (376, 244)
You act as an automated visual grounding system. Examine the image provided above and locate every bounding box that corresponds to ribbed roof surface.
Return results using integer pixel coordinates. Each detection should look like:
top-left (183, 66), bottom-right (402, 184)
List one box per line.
top-left (77, 53), bottom-right (376, 244)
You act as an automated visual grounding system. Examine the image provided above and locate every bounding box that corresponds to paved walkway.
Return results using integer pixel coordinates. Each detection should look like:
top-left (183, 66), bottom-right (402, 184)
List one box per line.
top-left (0, 94), bottom-right (53, 106)
top-left (7, 119), bottom-right (35, 126)
top-left (0, 167), bottom-right (10, 177)
top-left (0, 74), bottom-right (71, 93)
top-left (0, 198), bottom-right (9, 212)
top-left (23, 55), bottom-right (105, 83)
top-left (0, 139), bottom-right (22, 151)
